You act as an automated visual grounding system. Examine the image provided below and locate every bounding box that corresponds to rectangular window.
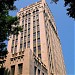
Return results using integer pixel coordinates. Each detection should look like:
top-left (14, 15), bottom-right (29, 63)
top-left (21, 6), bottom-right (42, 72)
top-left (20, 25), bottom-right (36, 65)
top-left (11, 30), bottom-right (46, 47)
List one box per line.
top-left (42, 73), bottom-right (44, 75)
top-left (24, 36), bottom-right (26, 42)
top-left (14, 46), bottom-right (17, 53)
top-left (22, 16), bottom-right (24, 24)
top-left (38, 54), bottom-right (41, 58)
top-left (37, 25), bottom-right (40, 31)
top-left (33, 27), bottom-right (36, 32)
top-left (33, 39), bottom-right (36, 47)
top-left (11, 47), bottom-right (14, 53)
top-left (28, 18), bottom-right (30, 22)
top-left (33, 21), bottom-right (35, 26)
top-left (18, 64), bottom-right (23, 74)
top-left (15, 39), bottom-right (18, 45)
top-left (33, 47), bottom-right (36, 53)
top-left (34, 66), bottom-right (37, 75)
top-left (11, 65), bottom-right (15, 75)
top-left (13, 35), bottom-right (15, 40)
top-left (38, 69), bottom-right (40, 75)
top-left (36, 20), bottom-right (39, 25)
top-left (24, 42), bottom-right (26, 48)
top-left (20, 44), bottom-right (22, 49)
top-left (16, 35), bottom-right (18, 39)
top-left (27, 41), bottom-right (30, 48)
top-left (33, 33), bottom-right (36, 40)
top-left (12, 40), bottom-right (14, 46)
top-left (37, 38), bottom-right (40, 46)
top-left (38, 45), bottom-right (41, 50)
top-left (21, 32), bottom-right (23, 37)
top-left (28, 35), bottom-right (30, 41)
top-left (28, 29), bottom-right (30, 35)
top-left (20, 37), bottom-right (23, 44)
top-left (24, 31), bottom-right (27, 37)
top-left (37, 31), bottom-right (40, 39)
top-left (25, 19), bottom-right (27, 23)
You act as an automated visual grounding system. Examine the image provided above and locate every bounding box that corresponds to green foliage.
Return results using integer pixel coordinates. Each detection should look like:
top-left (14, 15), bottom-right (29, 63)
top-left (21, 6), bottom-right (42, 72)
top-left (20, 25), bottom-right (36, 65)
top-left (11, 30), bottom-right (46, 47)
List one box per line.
top-left (0, 0), bottom-right (22, 64)
top-left (51, 0), bottom-right (75, 19)
top-left (64, 0), bottom-right (75, 19)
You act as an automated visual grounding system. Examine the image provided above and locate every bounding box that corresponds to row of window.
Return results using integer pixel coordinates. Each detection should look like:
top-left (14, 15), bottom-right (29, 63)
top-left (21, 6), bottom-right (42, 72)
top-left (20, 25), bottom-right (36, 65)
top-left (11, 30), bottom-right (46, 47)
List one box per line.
top-left (45, 22), bottom-right (54, 73)
top-left (11, 13), bottom-right (31, 53)
top-left (33, 11), bottom-right (41, 58)
top-left (11, 10), bottom-right (39, 54)
top-left (20, 14), bottom-right (31, 50)
top-left (11, 64), bottom-right (45, 75)
top-left (11, 63), bottom-right (23, 75)
top-left (34, 66), bottom-right (45, 75)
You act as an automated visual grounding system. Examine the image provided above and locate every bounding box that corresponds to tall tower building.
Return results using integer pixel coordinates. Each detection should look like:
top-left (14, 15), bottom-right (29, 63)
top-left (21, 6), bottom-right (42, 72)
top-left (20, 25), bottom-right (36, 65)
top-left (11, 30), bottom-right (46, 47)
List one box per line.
top-left (5, 0), bottom-right (66, 75)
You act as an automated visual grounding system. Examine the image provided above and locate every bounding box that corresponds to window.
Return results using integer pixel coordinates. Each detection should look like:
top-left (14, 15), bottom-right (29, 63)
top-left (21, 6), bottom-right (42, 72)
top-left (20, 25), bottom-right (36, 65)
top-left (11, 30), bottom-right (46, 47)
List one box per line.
top-left (24, 42), bottom-right (26, 48)
top-left (27, 41), bottom-right (30, 48)
top-left (33, 16), bottom-right (35, 20)
top-left (38, 45), bottom-right (41, 50)
top-left (33, 21), bottom-right (36, 26)
top-left (33, 47), bottom-right (36, 53)
top-left (24, 36), bottom-right (26, 42)
top-left (16, 35), bottom-right (18, 39)
top-left (20, 44), bottom-right (22, 49)
top-left (18, 64), bottom-right (23, 74)
top-left (11, 65), bottom-right (15, 75)
top-left (33, 11), bottom-right (35, 15)
top-left (42, 73), bottom-right (44, 75)
top-left (33, 33), bottom-right (36, 40)
top-left (37, 31), bottom-right (40, 38)
top-left (28, 24), bottom-right (30, 29)
top-left (33, 27), bottom-right (36, 32)
top-left (38, 54), bottom-right (41, 58)
top-left (21, 32), bottom-right (23, 37)
top-left (28, 29), bottom-right (30, 35)
top-left (24, 31), bottom-right (27, 36)
top-left (36, 20), bottom-right (39, 25)
top-left (22, 19), bottom-right (24, 25)
top-left (12, 40), bottom-right (14, 46)
top-left (33, 33), bottom-right (36, 37)
top-left (33, 39), bottom-right (36, 47)
top-left (36, 14), bottom-right (39, 19)
top-left (28, 35), bottom-right (30, 41)
top-left (15, 39), bottom-right (18, 45)
top-left (14, 46), bottom-right (17, 53)
top-left (13, 35), bottom-right (15, 40)
top-left (20, 37), bottom-right (23, 44)
top-left (37, 25), bottom-right (40, 31)
top-left (34, 66), bottom-right (37, 75)
top-left (37, 38), bottom-right (40, 46)
top-left (28, 18), bottom-right (30, 22)
top-left (11, 47), bottom-right (14, 53)
top-left (38, 69), bottom-right (40, 75)
top-left (25, 19), bottom-right (27, 23)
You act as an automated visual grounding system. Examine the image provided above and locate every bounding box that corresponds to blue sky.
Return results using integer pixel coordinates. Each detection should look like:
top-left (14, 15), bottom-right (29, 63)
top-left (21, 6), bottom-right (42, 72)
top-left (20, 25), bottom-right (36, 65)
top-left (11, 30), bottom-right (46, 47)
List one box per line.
top-left (9, 0), bottom-right (74, 74)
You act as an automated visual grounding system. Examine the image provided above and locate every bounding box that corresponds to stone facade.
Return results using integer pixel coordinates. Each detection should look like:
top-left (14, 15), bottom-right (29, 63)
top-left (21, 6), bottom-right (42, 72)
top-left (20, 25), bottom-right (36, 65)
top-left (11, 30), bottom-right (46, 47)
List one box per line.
top-left (4, 0), bottom-right (66, 75)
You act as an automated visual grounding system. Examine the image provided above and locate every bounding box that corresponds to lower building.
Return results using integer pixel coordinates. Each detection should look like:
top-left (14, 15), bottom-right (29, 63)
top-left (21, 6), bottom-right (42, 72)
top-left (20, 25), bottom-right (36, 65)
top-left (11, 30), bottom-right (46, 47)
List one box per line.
top-left (4, 49), bottom-right (47, 75)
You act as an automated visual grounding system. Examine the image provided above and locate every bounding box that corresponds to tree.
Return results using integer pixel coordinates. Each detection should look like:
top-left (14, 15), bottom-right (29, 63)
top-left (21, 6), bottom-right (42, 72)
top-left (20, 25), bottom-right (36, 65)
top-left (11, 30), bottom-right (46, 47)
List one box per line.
top-left (0, 0), bottom-right (22, 68)
top-left (52, 0), bottom-right (75, 19)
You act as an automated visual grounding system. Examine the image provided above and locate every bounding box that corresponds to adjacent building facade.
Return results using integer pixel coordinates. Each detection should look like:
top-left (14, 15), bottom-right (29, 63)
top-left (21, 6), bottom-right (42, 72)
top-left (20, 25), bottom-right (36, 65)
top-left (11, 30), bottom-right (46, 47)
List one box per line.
top-left (4, 0), bottom-right (66, 75)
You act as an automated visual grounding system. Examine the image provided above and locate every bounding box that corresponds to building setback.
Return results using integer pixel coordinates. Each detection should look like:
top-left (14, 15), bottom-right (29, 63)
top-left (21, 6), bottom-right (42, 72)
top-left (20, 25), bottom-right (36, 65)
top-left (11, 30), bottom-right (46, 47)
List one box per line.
top-left (4, 0), bottom-right (66, 75)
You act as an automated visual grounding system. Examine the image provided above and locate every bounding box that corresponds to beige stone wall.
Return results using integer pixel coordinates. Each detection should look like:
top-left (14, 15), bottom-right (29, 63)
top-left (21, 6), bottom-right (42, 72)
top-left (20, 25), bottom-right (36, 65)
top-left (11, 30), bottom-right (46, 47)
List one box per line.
top-left (5, 1), bottom-right (66, 75)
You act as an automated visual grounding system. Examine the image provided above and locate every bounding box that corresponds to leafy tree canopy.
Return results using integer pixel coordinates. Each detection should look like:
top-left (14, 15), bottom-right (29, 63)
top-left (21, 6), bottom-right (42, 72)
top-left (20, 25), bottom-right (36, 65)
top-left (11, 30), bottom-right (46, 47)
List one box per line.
top-left (0, 0), bottom-right (22, 61)
top-left (52, 0), bottom-right (75, 19)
